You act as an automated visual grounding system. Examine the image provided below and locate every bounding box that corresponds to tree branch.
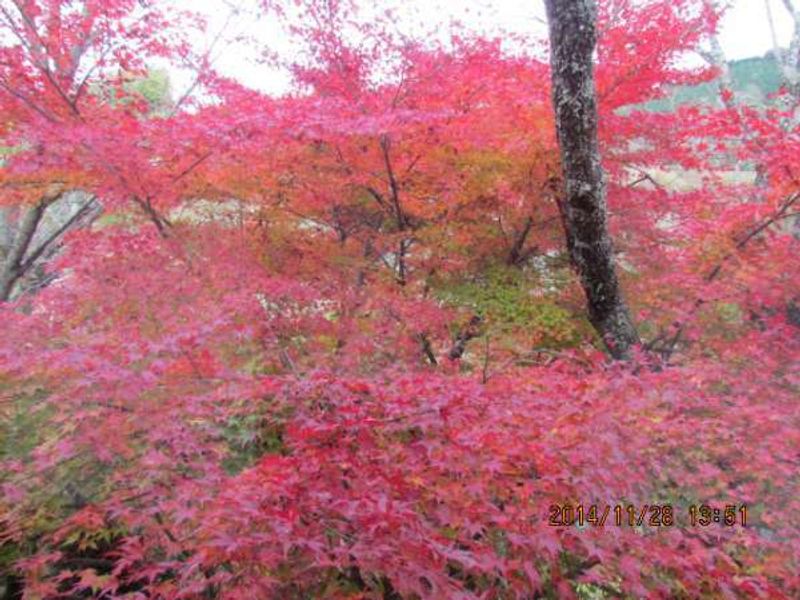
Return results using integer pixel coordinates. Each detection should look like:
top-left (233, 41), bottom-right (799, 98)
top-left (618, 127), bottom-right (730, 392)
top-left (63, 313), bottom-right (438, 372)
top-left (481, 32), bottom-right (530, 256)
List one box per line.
top-left (0, 192), bottom-right (60, 301)
top-left (417, 332), bottom-right (438, 365)
top-left (18, 195), bottom-right (99, 275)
top-left (507, 216), bottom-right (536, 266)
top-left (448, 315), bottom-right (483, 360)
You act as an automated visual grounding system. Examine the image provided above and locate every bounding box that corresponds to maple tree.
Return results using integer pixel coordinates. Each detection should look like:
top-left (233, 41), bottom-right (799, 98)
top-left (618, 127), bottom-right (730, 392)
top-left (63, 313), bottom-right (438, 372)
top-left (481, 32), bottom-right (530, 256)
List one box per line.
top-left (545, 0), bottom-right (639, 359)
top-left (1, 0), bottom-right (799, 598)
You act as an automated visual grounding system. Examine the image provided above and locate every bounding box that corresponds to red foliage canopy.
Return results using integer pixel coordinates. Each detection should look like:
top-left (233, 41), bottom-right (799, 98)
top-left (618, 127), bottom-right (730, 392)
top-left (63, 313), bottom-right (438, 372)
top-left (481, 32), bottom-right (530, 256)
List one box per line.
top-left (1, 0), bottom-right (799, 598)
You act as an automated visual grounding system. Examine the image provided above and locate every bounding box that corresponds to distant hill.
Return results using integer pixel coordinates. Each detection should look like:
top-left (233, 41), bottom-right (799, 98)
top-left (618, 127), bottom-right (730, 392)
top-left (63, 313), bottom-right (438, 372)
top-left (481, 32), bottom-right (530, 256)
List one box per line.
top-left (642, 54), bottom-right (783, 112)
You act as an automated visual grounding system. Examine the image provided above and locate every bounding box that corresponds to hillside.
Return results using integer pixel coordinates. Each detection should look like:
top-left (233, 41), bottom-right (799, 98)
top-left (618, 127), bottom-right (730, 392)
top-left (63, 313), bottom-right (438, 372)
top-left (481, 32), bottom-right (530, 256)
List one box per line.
top-left (645, 53), bottom-right (784, 110)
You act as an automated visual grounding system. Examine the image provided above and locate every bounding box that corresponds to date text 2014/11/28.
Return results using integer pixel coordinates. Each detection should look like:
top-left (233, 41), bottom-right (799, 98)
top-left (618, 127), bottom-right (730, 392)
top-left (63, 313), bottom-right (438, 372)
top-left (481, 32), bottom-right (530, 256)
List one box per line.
top-left (549, 504), bottom-right (748, 527)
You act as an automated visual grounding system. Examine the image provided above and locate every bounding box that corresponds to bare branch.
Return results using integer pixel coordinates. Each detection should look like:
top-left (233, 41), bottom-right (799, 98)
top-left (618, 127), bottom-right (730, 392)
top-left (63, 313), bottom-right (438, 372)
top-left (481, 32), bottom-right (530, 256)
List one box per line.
top-left (18, 195), bottom-right (100, 275)
top-left (0, 192), bottom-right (60, 301)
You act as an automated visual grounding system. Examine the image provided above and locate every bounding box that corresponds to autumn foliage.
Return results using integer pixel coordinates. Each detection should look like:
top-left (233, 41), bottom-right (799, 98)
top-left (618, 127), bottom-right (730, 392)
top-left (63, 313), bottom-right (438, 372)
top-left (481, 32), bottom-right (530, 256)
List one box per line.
top-left (1, 0), bottom-right (799, 598)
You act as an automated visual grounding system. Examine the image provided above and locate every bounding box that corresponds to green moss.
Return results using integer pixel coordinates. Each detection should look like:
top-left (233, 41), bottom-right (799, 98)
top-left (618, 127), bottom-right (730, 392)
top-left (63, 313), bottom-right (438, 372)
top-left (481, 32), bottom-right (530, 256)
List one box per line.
top-left (435, 265), bottom-right (583, 349)
top-left (715, 302), bottom-right (743, 325)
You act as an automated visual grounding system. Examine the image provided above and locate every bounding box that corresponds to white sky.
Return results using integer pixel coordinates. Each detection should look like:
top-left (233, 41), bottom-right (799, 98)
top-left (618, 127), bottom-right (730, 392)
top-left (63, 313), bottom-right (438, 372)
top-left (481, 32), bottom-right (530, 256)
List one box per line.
top-left (175, 0), bottom-right (796, 97)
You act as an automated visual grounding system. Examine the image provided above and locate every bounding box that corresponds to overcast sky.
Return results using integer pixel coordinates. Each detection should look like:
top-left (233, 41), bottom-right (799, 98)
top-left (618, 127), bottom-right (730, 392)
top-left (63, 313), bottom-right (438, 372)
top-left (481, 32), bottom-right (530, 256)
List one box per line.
top-left (177, 0), bottom-right (796, 96)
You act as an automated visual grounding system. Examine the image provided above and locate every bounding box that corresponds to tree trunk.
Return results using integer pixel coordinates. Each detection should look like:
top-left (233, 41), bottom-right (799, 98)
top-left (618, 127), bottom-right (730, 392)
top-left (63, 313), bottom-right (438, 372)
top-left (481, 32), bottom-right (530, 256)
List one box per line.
top-left (0, 199), bottom-right (50, 301)
top-left (544, 0), bottom-right (639, 359)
